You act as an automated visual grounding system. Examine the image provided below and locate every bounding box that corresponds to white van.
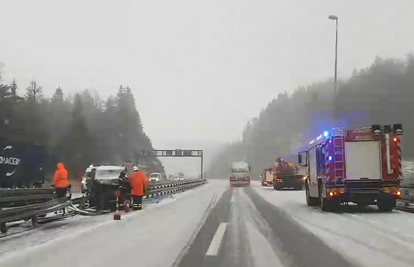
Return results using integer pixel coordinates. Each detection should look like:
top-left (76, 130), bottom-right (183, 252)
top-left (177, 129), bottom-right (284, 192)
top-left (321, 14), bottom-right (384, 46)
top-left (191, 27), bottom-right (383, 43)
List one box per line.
top-left (149, 172), bottom-right (162, 182)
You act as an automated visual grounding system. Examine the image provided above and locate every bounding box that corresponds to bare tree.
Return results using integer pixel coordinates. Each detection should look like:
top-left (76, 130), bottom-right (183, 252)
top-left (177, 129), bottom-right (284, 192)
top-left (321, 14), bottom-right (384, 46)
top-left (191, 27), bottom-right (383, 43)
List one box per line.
top-left (25, 80), bottom-right (43, 102)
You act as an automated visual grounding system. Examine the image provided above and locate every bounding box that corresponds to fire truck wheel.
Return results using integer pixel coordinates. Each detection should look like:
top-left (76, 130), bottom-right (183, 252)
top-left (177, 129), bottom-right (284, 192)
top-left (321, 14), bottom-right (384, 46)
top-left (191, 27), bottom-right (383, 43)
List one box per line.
top-left (320, 197), bottom-right (340, 212)
top-left (377, 196), bottom-right (396, 212)
top-left (319, 184), bottom-right (340, 212)
top-left (305, 183), bottom-right (319, 206)
top-left (273, 185), bottom-right (281, 190)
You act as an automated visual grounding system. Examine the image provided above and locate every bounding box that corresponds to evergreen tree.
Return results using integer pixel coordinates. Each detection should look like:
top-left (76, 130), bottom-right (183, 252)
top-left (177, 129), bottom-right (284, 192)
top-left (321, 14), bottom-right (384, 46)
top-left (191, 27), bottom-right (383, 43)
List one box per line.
top-left (57, 94), bottom-right (94, 178)
top-left (0, 83), bottom-right (13, 141)
top-left (0, 65), bottom-right (164, 180)
top-left (208, 54), bottom-right (414, 178)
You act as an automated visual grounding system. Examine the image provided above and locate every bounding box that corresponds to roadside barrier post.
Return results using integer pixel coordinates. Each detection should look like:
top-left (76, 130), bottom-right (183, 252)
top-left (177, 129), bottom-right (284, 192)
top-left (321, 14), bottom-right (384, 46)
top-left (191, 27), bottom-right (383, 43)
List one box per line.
top-left (114, 189), bottom-right (121, 220)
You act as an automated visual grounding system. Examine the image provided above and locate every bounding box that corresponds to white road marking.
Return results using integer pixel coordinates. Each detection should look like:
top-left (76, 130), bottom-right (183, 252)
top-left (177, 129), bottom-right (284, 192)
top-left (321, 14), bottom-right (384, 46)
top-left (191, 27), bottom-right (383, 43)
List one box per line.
top-left (245, 221), bottom-right (284, 267)
top-left (205, 222), bottom-right (228, 256)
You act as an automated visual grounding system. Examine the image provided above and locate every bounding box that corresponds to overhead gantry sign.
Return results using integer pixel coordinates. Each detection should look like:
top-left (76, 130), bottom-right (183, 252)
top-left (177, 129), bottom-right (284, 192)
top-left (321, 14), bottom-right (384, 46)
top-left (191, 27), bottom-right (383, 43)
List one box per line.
top-left (136, 150), bottom-right (204, 179)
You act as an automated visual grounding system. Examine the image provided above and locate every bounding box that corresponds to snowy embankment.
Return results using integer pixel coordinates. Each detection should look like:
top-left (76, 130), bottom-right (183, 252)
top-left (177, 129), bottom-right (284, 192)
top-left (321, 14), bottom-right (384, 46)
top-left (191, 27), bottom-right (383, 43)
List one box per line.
top-left (402, 160), bottom-right (414, 186)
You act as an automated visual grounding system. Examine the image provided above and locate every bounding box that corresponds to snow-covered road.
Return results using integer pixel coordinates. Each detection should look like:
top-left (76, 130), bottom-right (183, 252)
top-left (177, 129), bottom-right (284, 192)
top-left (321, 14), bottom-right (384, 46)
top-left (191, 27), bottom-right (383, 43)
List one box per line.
top-left (251, 182), bottom-right (414, 267)
top-left (2, 179), bottom-right (414, 267)
top-left (177, 184), bottom-right (353, 267)
top-left (0, 180), bottom-right (227, 267)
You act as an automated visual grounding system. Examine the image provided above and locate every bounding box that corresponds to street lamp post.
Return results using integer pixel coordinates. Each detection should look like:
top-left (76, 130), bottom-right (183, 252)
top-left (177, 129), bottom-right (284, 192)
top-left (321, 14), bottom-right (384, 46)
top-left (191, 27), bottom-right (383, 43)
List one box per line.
top-left (329, 15), bottom-right (338, 123)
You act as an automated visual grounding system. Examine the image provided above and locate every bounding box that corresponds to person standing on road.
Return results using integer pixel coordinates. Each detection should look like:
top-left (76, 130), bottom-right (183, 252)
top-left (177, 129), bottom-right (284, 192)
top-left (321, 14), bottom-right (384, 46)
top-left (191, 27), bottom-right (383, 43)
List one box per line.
top-left (129, 166), bottom-right (147, 210)
top-left (53, 163), bottom-right (69, 198)
top-left (53, 162), bottom-right (70, 215)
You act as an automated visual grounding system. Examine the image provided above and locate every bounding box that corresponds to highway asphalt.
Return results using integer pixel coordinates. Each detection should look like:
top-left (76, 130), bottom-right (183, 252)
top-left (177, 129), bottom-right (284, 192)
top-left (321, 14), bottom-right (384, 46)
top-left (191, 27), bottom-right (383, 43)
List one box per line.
top-left (0, 181), bottom-right (366, 267)
top-left (175, 185), bottom-right (357, 267)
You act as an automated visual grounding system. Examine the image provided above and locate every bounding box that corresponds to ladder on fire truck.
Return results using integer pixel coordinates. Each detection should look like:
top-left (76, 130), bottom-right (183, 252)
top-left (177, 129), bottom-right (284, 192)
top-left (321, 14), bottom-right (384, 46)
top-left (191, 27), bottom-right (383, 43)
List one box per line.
top-left (332, 128), bottom-right (345, 184)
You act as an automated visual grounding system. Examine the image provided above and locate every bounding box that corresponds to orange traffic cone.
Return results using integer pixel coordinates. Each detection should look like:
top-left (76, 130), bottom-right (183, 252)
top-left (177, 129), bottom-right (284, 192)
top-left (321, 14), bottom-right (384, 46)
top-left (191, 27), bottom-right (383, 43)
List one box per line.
top-left (114, 213), bottom-right (121, 220)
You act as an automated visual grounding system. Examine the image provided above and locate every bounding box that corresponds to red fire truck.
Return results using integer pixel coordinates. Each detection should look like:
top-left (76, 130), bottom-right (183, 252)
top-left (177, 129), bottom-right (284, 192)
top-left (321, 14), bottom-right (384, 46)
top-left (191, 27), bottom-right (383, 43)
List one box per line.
top-left (261, 168), bottom-right (274, 186)
top-left (298, 124), bottom-right (403, 212)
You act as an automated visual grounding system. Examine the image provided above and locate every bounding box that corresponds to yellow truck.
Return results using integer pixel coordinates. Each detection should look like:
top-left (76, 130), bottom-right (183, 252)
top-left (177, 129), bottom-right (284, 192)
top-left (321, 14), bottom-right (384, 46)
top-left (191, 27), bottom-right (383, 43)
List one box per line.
top-left (273, 158), bottom-right (305, 190)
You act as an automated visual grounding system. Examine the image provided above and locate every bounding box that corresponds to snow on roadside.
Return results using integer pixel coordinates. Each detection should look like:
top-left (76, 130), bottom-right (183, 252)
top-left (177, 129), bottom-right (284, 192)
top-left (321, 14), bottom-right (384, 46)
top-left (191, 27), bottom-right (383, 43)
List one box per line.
top-left (252, 182), bottom-right (414, 267)
top-left (402, 160), bottom-right (414, 185)
top-left (0, 180), bottom-right (227, 267)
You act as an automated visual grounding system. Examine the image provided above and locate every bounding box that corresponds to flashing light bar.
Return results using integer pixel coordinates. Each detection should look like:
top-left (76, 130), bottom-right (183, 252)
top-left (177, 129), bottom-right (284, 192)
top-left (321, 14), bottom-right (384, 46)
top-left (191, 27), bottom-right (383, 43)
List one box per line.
top-left (309, 139), bottom-right (315, 145)
top-left (371, 124), bottom-right (403, 136)
top-left (309, 130), bottom-right (331, 145)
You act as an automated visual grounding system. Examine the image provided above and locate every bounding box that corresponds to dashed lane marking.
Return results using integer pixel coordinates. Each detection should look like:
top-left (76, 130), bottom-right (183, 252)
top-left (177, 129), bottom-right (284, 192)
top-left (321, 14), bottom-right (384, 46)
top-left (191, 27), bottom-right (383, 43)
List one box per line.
top-left (205, 222), bottom-right (228, 256)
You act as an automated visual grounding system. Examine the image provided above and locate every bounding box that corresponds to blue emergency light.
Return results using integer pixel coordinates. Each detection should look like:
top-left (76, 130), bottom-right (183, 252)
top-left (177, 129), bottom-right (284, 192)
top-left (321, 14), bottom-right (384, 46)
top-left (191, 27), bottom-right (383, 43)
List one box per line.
top-left (328, 156), bottom-right (333, 161)
top-left (323, 131), bottom-right (329, 138)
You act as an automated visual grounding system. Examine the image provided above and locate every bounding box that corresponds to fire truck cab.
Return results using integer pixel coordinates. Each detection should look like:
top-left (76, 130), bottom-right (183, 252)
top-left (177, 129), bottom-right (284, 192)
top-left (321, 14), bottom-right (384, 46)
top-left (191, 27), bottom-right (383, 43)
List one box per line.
top-left (298, 124), bottom-right (403, 212)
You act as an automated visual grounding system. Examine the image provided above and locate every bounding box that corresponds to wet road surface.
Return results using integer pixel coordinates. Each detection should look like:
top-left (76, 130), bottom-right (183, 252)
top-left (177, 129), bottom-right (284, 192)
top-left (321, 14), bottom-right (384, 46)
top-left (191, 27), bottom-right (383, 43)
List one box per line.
top-left (175, 185), bottom-right (356, 267)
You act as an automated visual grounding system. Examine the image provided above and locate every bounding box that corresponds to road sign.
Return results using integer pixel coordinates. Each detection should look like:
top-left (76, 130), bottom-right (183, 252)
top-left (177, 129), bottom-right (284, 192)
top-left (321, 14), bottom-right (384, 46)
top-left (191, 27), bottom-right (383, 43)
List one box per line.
top-left (137, 149), bottom-right (205, 179)
top-left (138, 150), bottom-right (203, 158)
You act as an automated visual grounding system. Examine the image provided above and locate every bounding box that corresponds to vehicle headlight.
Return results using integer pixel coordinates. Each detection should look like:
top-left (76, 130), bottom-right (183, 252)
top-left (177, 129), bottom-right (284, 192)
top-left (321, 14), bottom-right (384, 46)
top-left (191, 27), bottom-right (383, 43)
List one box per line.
top-left (302, 176), bottom-right (307, 181)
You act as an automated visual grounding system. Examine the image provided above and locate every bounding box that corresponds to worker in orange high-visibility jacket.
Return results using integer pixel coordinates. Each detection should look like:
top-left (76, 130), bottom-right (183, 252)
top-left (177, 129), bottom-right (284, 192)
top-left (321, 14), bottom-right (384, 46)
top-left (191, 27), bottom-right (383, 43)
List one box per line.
top-left (53, 163), bottom-right (70, 215)
top-left (129, 166), bottom-right (147, 210)
top-left (53, 163), bottom-right (69, 198)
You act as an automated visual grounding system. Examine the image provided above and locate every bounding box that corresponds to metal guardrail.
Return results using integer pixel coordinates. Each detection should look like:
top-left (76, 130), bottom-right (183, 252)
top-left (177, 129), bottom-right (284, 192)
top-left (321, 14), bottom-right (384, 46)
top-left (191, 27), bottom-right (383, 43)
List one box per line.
top-left (395, 185), bottom-right (414, 213)
top-left (0, 179), bottom-right (207, 234)
top-left (0, 187), bottom-right (59, 233)
top-left (0, 196), bottom-right (71, 234)
top-left (0, 188), bottom-right (55, 208)
top-left (400, 185), bottom-right (414, 202)
top-left (144, 179), bottom-right (206, 199)
top-left (0, 197), bottom-right (69, 224)
top-left (147, 179), bottom-right (206, 191)
top-left (73, 178), bottom-right (207, 209)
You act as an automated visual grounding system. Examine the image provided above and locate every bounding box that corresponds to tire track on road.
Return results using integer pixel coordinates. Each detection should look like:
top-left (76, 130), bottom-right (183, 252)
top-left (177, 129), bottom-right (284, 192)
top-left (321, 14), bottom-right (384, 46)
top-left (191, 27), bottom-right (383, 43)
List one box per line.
top-left (244, 186), bottom-right (357, 267)
top-left (238, 188), bottom-right (288, 267)
top-left (171, 193), bottom-right (218, 267)
top-left (251, 184), bottom-right (414, 267)
top-left (175, 187), bottom-right (233, 267)
top-left (216, 187), bottom-right (254, 267)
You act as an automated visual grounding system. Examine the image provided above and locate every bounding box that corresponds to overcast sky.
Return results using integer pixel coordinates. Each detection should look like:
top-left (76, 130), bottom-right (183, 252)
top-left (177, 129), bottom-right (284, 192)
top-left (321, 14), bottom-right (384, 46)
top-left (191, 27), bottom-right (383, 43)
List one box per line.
top-left (1, 0), bottom-right (413, 175)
